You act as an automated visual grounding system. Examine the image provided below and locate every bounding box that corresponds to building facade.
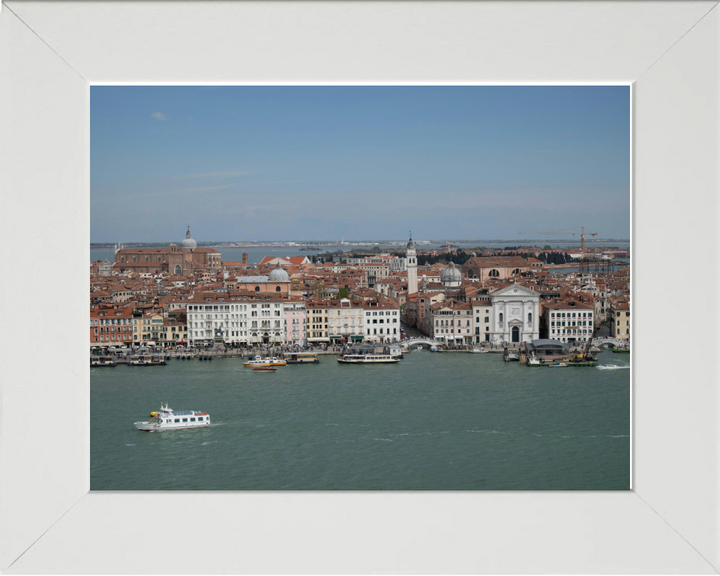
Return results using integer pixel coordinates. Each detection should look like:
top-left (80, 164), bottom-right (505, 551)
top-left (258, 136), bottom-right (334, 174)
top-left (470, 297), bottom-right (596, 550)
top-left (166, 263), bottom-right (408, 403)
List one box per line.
top-left (541, 298), bottom-right (594, 344)
top-left (90, 307), bottom-right (133, 346)
top-left (428, 300), bottom-right (474, 344)
top-left (610, 299), bottom-right (630, 340)
top-left (471, 298), bottom-right (493, 344)
top-left (306, 301), bottom-right (329, 344)
top-left (114, 228), bottom-right (222, 277)
top-left (490, 284), bottom-right (540, 344)
top-left (327, 298), bottom-right (365, 343)
top-left (283, 299), bottom-right (307, 346)
top-left (363, 299), bottom-right (401, 342)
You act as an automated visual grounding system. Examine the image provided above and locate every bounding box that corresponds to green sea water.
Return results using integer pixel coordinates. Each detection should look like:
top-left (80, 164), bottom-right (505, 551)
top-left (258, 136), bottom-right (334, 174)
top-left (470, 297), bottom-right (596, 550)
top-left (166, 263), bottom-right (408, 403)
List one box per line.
top-left (91, 350), bottom-right (630, 490)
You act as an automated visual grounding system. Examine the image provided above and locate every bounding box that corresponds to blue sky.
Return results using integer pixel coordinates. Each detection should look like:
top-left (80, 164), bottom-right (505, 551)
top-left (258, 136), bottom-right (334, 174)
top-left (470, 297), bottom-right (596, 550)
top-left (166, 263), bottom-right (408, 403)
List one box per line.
top-left (91, 86), bottom-right (630, 243)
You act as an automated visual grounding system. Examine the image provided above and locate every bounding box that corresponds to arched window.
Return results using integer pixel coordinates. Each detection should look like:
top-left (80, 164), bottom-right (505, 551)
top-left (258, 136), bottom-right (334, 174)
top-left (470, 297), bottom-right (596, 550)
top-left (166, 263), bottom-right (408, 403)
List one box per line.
top-left (174, 265), bottom-right (181, 275)
top-left (488, 269), bottom-right (499, 277)
top-left (275, 286), bottom-right (281, 292)
top-left (133, 256), bottom-right (137, 262)
top-left (511, 326), bottom-right (520, 342)
top-left (255, 286), bottom-right (260, 292)
top-left (528, 312), bottom-right (532, 323)
top-left (499, 312), bottom-right (503, 323)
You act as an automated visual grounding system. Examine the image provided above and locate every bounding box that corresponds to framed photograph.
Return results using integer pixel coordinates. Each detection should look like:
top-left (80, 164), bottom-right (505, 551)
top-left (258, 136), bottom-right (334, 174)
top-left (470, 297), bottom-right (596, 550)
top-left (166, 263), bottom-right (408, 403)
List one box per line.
top-left (1, 1), bottom-right (717, 573)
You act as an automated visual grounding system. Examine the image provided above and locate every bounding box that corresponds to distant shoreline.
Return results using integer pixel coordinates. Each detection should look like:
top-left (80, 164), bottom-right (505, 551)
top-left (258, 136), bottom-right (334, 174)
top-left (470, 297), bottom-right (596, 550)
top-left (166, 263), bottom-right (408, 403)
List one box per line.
top-left (91, 239), bottom-right (631, 249)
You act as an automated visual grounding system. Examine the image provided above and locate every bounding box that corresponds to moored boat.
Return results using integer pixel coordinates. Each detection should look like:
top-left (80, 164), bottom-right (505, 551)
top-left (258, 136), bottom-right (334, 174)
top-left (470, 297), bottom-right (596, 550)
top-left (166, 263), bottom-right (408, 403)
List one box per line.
top-left (285, 352), bottom-right (319, 364)
top-left (91, 356), bottom-right (116, 367)
top-left (337, 354), bottom-right (399, 364)
top-left (129, 354), bottom-right (167, 366)
top-left (243, 356), bottom-right (287, 368)
top-left (134, 403), bottom-right (210, 431)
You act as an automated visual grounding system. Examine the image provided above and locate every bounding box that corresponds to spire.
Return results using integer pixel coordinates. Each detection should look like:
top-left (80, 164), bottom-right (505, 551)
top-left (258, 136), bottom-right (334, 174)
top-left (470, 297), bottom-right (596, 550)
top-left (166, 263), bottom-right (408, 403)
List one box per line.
top-left (186, 225), bottom-right (191, 238)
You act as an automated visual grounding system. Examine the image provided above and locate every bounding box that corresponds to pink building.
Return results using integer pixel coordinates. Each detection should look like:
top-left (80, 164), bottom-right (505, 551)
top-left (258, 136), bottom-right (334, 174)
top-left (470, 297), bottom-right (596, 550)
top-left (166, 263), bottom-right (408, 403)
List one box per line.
top-left (283, 299), bottom-right (306, 346)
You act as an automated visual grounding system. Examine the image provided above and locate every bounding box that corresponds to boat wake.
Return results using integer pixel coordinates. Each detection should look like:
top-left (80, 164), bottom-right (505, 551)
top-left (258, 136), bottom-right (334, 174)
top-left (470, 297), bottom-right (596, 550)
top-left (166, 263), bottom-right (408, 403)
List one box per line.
top-left (597, 364), bottom-right (630, 370)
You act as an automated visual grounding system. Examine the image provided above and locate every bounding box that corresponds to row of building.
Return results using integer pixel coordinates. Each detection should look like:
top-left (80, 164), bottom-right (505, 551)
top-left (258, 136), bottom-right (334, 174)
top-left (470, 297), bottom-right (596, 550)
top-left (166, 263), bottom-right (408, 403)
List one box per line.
top-left (91, 229), bottom-right (630, 348)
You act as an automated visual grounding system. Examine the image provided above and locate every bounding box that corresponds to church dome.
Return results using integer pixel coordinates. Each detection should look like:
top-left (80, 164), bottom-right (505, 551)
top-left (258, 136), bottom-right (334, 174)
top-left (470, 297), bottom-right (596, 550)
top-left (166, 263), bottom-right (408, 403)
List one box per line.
top-left (180, 227), bottom-right (197, 249)
top-left (440, 261), bottom-right (462, 287)
top-left (268, 263), bottom-right (290, 282)
top-left (407, 237), bottom-right (415, 250)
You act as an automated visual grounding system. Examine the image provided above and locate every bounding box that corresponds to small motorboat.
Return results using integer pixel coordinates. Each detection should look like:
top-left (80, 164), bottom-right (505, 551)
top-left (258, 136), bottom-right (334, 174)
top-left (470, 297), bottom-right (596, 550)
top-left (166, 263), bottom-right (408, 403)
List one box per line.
top-left (549, 362), bottom-right (567, 367)
top-left (527, 357), bottom-right (542, 366)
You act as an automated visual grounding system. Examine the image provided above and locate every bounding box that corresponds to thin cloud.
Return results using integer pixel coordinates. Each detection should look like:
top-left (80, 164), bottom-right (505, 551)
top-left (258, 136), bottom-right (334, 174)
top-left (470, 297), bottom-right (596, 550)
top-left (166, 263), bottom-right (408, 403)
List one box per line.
top-left (151, 112), bottom-right (168, 121)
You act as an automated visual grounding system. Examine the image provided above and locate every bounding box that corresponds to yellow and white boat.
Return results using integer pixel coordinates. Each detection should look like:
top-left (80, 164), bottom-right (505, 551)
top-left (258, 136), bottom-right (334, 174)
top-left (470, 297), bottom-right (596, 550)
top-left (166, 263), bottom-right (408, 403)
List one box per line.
top-left (243, 356), bottom-right (287, 368)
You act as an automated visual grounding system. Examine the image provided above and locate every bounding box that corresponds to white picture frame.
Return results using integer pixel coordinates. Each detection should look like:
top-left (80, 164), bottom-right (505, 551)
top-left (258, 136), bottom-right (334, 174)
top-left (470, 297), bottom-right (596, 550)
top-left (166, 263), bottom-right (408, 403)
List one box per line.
top-left (1, 1), bottom-right (718, 573)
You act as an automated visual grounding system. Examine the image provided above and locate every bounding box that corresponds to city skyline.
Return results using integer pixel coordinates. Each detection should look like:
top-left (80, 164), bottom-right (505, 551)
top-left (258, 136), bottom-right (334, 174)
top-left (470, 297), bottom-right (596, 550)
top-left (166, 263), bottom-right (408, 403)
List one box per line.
top-left (91, 85), bottom-right (630, 243)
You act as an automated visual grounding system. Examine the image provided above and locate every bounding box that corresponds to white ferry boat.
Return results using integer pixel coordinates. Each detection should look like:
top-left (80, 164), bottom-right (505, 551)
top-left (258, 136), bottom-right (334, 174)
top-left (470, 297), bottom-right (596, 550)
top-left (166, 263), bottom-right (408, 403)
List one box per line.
top-left (134, 403), bottom-right (210, 432)
top-left (243, 356), bottom-right (287, 368)
top-left (337, 354), bottom-right (399, 364)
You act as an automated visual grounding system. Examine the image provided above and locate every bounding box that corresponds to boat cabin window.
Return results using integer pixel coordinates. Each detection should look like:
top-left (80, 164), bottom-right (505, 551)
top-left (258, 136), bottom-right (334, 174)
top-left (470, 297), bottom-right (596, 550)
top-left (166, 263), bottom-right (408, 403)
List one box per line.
top-left (182, 418), bottom-right (188, 422)
top-left (174, 419), bottom-right (179, 423)
top-left (198, 417), bottom-right (204, 421)
top-left (190, 418), bottom-right (196, 422)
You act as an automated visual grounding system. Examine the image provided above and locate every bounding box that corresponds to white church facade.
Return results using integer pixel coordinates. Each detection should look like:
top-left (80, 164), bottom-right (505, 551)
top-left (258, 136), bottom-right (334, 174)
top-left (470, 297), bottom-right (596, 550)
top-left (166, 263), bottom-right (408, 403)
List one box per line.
top-left (489, 284), bottom-right (540, 344)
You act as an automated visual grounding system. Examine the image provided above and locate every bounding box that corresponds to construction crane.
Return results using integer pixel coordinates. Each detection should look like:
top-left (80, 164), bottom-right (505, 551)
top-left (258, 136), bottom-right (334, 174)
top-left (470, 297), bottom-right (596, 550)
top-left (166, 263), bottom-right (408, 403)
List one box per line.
top-left (519, 227), bottom-right (599, 274)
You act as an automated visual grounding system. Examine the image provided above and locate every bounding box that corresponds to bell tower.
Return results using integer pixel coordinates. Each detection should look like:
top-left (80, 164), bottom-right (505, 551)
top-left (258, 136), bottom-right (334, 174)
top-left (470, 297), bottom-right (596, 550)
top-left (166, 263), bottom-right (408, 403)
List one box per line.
top-left (406, 232), bottom-right (418, 295)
